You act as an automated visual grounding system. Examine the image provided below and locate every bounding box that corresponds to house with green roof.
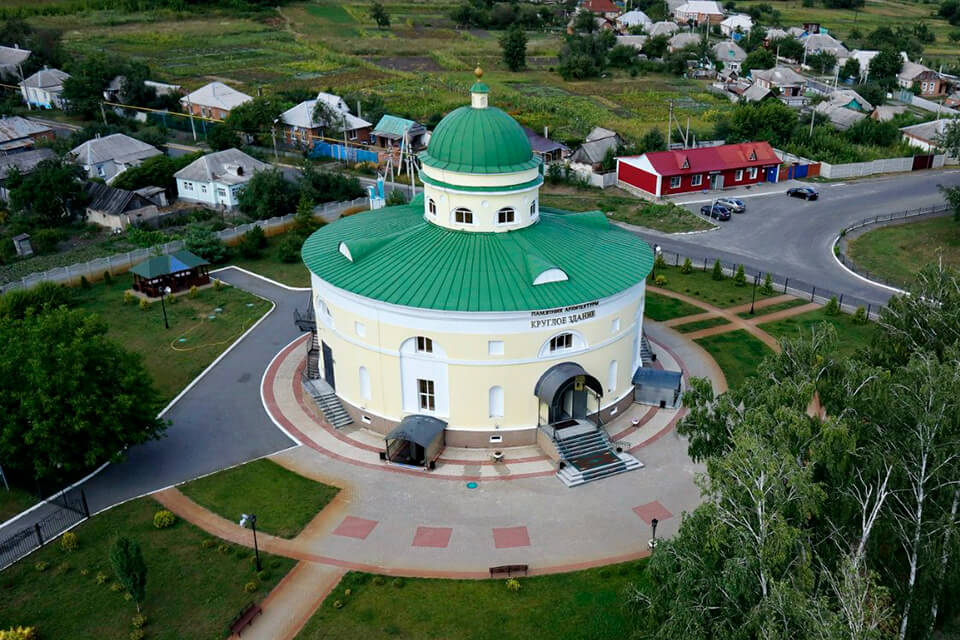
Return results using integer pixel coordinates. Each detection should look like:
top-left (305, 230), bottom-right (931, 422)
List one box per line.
top-left (370, 114), bottom-right (427, 150)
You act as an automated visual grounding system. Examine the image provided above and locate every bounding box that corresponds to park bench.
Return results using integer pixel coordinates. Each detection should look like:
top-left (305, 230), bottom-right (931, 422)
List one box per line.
top-left (229, 602), bottom-right (262, 636)
top-left (489, 564), bottom-right (528, 578)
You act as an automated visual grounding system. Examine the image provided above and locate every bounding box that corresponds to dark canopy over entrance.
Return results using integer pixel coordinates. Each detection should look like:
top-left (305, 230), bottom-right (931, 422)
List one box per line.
top-left (385, 415), bottom-right (447, 468)
top-left (535, 362), bottom-right (603, 426)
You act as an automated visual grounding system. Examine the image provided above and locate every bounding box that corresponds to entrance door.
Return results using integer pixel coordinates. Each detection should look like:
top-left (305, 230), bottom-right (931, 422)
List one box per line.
top-left (710, 174), bottom-right (723, 190)
top-left (321, 341), bottom-right (335, 390)
top-left (554, 385), bottom-right (587, 423)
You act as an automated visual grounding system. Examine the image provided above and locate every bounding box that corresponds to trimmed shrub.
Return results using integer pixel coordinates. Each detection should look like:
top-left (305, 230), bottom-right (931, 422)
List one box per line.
top-left (654, 274), bottom-right (667, 286)
top-left (244, 580), bottom-right (259, 593)
top-left (131, 614), bottom-right (147, 629)
top-left (733, 264), bottom-right (746, 287)
top-left (392, 577), bottom-right (404, 588)
top-left (217, 543), bottom-right (231, 554)
top-left (853, 306), bottom-right (868, 324)
top-left (60, 531), bottom-right (79, 552)
top-left (680, 257), bottom-right (692, 274)
top-left (0, 627), bottom-right (38, 640)
top-left (760, 272), bottom-right (774, 296)
top-left (257, 570), bottom-right (271, 581)
top-left (654, 252), bottom-right (667, 270)
top-left (129, 629), bottom-right (145, 640)
top-left (188, 285), bottom-right (198, 298)
top-left (56, 561), bottom-right (72, 574)
top-left (153, 510), bottom-right (176, 529)
top-left (238, 225), bottom-right (267, 259)
top-left (212, 278), bottom-right (222, 290)
top-left (711, 259), bottom-right (724, 281)
top-left (138, 298), bottom-right (149, 311)
top-left (95, 571), bottom-right (109, 584)
top-left (34, 561), bottom-right (49, 572)
top-left (123, 290), bottom-right (135, 305)
top-left (824, 296), bottom-right (840, 316)
top-left (110, 582), bottom-right (124, 592)
top-left (332, 599), bottom-right (344, 609)
top-left (598, 568), bottom-right (612, 579)
top-left (80, 568), bottom-right (89, 576)
top-left (373, 576), bottom-right (386, 586)
top-left (201, 538), bottom-right (216, 549)
top-left (505, 578), bottom-right (521, 592)
top-left (277, 234), bottom-right (303, 263)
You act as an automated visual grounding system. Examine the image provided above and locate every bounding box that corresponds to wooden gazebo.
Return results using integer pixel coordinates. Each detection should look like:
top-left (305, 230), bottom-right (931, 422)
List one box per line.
top-left (130, 250), bottom-right (210, 298)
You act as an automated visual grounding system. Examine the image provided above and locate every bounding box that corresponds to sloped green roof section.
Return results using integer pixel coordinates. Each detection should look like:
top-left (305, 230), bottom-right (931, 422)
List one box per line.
top-left (301, 195), bottom-right (653, 312)
top-left (420, 106), bottom-right (540, 174)
top-left (131, 250), bottom-right (208, 279)
top-left (372, 114), bottom-right (417, 137)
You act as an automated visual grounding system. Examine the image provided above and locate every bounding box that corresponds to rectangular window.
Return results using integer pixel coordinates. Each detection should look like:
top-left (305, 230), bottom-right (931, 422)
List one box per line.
top-left (416, 336), bottom-right (433, 353)
top-left (735, 169), bottom-right (744, 181)
top-left (355, 322), bottom-right (366, 337)
top-left (488, 340), bottom-right (504, 355)
top-left (417, 379), bottom-right (436, 411)
top-left (428, 199), bottom-right (437, 216)
top-left (530, 201), bottom-right (537, 217)
top-left (748, 167), bottom-right (758, 179)
top-left (497, 209), bottom-right (515, 224)
top-left (348, 129), bottom-right (358, 141)
top-left (691, 174), bottom-right (702, 187)
top-left (201, 184), bottom-right (207, 193)
top-left (549, 333), bottom-right (573, 352)
top-left (611, 317), bottom-right (621, 334)
top-left (184, 181), bottom-right (193, 191)
top-left (669, 176), bottom-right (681, 189)
top-left (454, 209), bottom-right (473, 224)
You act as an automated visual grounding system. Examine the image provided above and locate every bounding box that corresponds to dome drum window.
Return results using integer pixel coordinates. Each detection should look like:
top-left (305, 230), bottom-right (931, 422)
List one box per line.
top-left (549, 333), bottom-right (573, 352)
top-left (415, 336), bottom-right (434, 353)
top-left (453, 208), bottom-right (474, 225)
top-left (497, 207), bottom-right (516, 224)
top-left (428, 199), bottom-right (437, 217)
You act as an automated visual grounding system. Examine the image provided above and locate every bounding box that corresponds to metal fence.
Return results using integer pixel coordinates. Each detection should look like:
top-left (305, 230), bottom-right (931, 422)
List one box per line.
top-left (833, 204), bottom-right (951, 291)
top-left (0, 197), bottom-right (369, 294)
top-left (0, 490), bottom-right (89, 570)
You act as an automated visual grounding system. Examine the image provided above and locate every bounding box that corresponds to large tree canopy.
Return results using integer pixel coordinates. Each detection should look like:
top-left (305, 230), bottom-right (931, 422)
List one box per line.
top-left (7, 157), bottom-right (86, 227)
top-left (0, 307), bottom-right (166, 481)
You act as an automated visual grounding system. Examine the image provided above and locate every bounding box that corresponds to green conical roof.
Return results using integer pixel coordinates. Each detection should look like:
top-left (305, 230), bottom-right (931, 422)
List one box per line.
top-left (420, 105), bottom-right (540, 174)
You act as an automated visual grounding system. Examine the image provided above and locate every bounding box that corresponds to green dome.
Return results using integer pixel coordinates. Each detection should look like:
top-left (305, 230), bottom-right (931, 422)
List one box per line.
top-left (420, 105), bottom-right (540, 174)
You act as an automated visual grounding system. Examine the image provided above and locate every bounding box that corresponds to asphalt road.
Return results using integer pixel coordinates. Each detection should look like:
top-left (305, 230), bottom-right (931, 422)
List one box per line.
top-left (0, 269), bottom-right (303, 540)
top-left (630, 169), bottom-right (960, 307)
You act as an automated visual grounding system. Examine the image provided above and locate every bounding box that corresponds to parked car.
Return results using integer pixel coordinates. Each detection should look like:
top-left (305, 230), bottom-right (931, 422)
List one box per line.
top-left (716, 197), bottom-right (745, 213)
top-left (700, 204), bottom-right (731, 221)
top-left (786, 186), bottom-right (819, 200)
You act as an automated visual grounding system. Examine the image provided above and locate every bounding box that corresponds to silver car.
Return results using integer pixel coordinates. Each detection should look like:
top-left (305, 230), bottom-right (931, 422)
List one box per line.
top-left (715, 197), bottom-right (745, 213)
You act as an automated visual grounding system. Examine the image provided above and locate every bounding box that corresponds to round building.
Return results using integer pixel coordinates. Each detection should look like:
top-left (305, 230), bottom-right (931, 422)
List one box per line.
top-left (301, 71), bottom-right (654, 462)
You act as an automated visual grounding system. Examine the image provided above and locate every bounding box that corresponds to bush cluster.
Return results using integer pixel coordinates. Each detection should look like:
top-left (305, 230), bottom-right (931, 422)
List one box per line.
top-left (60, 531), bottom-right (79, 552)
top-left (152, 510), bottom-right (176, 529)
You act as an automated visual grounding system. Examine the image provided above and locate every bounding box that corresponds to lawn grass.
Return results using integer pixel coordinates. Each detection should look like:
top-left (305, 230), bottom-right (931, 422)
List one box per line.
top-left (542, 186), bottom-right (713, 234)
top-left (0, 488), bottom-right (39, 524)
top-left (228, 234), bottom-right (312, 288)
top-left (736, 297), bottom-right (808, 319)
top-left (296, 561), bottom-right (650, 640)
top-left (760, 308), bottom-right (876, 358)
top-left (846, 216), bottom-right (960, 289)
top-left (179, 459), bottom-right (340, 539)
top-left (0, 497), bottom-right (296, 640)
top-left (652, 264), bottom-right (778, 308)
top-left (73, 277), bottom-right (272, 404)
top-left (644, 291), bottom-right (706, 321)
top-left (673, 316), bottom-right (731, 334)
top-left (695, 329), bottom-right (773, 389)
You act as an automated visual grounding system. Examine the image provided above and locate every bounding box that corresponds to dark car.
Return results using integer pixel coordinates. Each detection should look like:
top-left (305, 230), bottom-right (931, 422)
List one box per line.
top-left (700, 204), bottom-right (731, 220)
top-left (716, 197), bottom-right (746, 213)
top-left (786, 186), bottom-right (819, 200)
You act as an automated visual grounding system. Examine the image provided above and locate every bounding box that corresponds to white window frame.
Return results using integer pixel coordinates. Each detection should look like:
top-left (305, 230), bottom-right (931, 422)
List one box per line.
top-left (611, 317), bottom-right (621, 334)
top-left (497, 207), bottom-right (516, 224)
top-left (690, 174), bottom-right (702, 187)
top-left (549, 333), bottom-right (574, 352)
top-left (735, 169), bottom-right (744, 181)
top-left (489, 386), bottom-right (504, 418)
top-left (669, 176), bottom-right (681, 189)
top-left (428, 199), bottom-right (437, 217)
top-left (415, 336), bottom-right (433, 353)
top-left (607, 360), bottom-right (618, 392)
top-left (453, 208), bottom-right (474, 224)
top-left (530, 200), bottom-right (538, 218)
top-left (201, 184), bottom-right (207, 194)
top-left (348, 129), bottom-right (358, 141)
top-left (359, 366), bottom-right (371, 400)
top-left (417, 378), bottom-right (436, 411)
top-left (216, 187), bottom-right (227, 198)
top-left (748, 167), bottom-right (758, 179)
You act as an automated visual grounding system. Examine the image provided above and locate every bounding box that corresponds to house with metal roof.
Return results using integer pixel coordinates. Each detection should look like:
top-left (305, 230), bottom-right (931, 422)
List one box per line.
top-left (751, 65), bottom-right (808, 105)
top-left (712, 40), bottom-right (746, 73)
top-left (582, 0), bottom-right (620, 19)
top-left (0, 148), bottom-right (55, 202)
top-left (299, 69), bottom-right (662, 485)
top-left (900, 118), bottom-right (956, 153)
top-left (815, 101), bottom-right (866, 131)
top-left (0, 44), bottom-right (29, 79)
top-left (180, 81), bottom-right (252, 121)
top-left (720, 14), bottom-right (752, 39)
top-left (370, 114), bottom-right (427, 150)
top-left (617, 141), bottom-right (781, 197)
top-left (173, 148), bottom-right (270, 209)
top-left (0, 115), bottom-right (53, 152)
top-left (521, 126), bottom-right (570, 163)
top-left (617, 9), bottom-right (652, 31)
top-left (801, 33), bottom-right (848, 57)
top-left (279, 92), bottom-right (372, 148)
top-left (570, 127), bottom-right (625, 172)
top-left (647, 20), bottom-right (680, 37)
top-left (19, 66), bottom-right (69, 109)
top-left (70, 133), bottom-right (163, 184)
top-left (672, 0), bottom-right (724, 25)
top-left (84, 182), bottom-right (161, 231)
top-left (668, 31), bottom-right (701, 52)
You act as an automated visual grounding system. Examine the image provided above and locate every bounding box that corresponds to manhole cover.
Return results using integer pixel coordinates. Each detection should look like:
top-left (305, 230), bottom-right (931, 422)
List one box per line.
top-left (466, 482), bottom-right (478, 489)
top-left (178, 338), bottom-right (187, 343)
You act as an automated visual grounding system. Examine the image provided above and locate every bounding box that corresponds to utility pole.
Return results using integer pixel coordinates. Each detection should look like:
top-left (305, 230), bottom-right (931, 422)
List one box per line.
top-left (666, 100), bottom-right (673, 149)
top-left (271, 123), bottom-right (279, 162)
top-left (809, 107), bottom-right (816, 137)
top-left (100, 101), bottom-right (108, 126)
top-left (186, 97), bottom-right (197, 142)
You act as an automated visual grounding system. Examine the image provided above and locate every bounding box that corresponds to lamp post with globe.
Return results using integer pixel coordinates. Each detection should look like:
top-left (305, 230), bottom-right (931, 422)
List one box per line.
top-left (159, 286), bottom-right (173, 329)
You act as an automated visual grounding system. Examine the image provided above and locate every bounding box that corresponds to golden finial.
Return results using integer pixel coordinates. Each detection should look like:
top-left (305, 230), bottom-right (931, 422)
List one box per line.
top-left (474, 65), bottom-right (484, 79)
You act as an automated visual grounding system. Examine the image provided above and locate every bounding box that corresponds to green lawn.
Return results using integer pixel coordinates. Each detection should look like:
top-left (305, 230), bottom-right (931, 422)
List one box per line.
top-left (179, 459), bottom-right (340, 539)
top-left (542, 187), bottom-right (713, 234)
top-left (0, 488), bottom-right (39, 524)
top-left (760, 309), bottom-right (876, 358)
top-left (673, 316), bottom-right (730, 334)
top-left (228, 234), bottom-right (312, 288)
top-left (652, 264), bottom-right (778, 308)
top-left (0, 497), bottom-right (296, 640)
top-left (644, 291), bottom-right (705, 321)
top-left (297, 561), bottom-right (650, 640)
top-left (695, 329), bottom-right (773, 389)
top-left (736, 297), bottom-right (807, 319)
top-left (846, 216), bottom-right (960, 289)
top-left (73, 277), bottom-right (272, 404)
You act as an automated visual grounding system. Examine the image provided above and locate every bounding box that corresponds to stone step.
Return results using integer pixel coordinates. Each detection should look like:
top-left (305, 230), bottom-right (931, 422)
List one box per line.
top-left (314, 392), bottom-right (353, 428)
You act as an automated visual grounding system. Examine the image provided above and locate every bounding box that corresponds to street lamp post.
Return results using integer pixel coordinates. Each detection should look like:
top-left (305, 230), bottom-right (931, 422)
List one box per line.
top-left (652, 244), bottom-right (662, 281)
top-left (749, 273), bottom-right (759, 315)
top-left (240, 513), bottom-right (262, 572)
top-left (159, 286), bottom-right (172, 329)
top-left (649, 517), bottom-right (659, 550)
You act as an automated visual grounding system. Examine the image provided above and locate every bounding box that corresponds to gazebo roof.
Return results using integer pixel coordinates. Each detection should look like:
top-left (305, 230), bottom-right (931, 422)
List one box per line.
top-left (131, 250), bottom-right (208, 279)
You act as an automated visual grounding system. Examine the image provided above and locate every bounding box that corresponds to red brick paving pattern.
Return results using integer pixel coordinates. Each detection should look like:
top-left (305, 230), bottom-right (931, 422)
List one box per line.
top-left (632, 501), bottom-right (673, 524)
top-left (412, 526), bottom-right (453, 548)
top-left (492, 526), bottom-right (531, 549)
top-left (331, 516), bottom-right (379, 540)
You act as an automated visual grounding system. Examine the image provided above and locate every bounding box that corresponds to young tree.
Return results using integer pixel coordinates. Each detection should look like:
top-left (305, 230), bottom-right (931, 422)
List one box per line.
top-left (806, 50), bottom-right (838, 75)
top-left (0, 308), bottom-right (165, 480)
top-left (293, 192), bottom-right (320, 236)
top-left (641, 34), bottom-right (669, 59)
top-left (741, 46), bottom-right (775, 73)
top-left (499, 24), bottom-right (527, 72)
top-left (868, 48), bottom-right (904, 90)
top-left (111, 152), bottom-right (204, 197)
top-left (370, 1), bottom-right (391, 29)
top-left (7, 158), bottom-right (85, 227)
top-left (839, 57), bottom-right (861, 81)
top-left (110, 536), bottom-right (147, 612)
top-left (62, 53), bottom-right (123, 118)
top-left (572, 9), bottom-right (597, 33)
top-left (238, 169), bottom-right (300, 221)
top-left (769, 36), bottom-right (804, 62)
top-left (226, 95), bottom-right (291, 145)
top-left (183, 225), bottom-right (228, 263)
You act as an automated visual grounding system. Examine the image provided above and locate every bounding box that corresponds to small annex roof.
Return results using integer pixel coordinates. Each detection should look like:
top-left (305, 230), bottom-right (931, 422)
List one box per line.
top-left (372, 114), bottom-right (425, 139)
top-left (386, 415), bottom-right (447, 449)
top-left (20, 66), bottom-right (69, 90)
top-left (131, 250), bottom-right (208, 279)
top-left (871, 105), bottom-right (907, 121)
top-left (521, 126), bottom-right (570, 155)
top-left (302, 194), bottom-right (654, 312)
top-left (180, 81), bottom-right (252, 112)
top-left (632, 367), bottom-right (682, 389)
top-left (743, 82), bottom-right (772, 101)
top-left (84, 182), bottom-right (154, 216)
top-left (621, 141), bottom-right (779, 177)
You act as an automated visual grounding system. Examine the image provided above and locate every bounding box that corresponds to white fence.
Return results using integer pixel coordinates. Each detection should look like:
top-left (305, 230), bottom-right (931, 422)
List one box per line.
top-left (819, 155), bottom-right (946, 179)
top-left (0, 197), bottom-right (369, 294)
top-left (900, 93), bottom-right (959, 117)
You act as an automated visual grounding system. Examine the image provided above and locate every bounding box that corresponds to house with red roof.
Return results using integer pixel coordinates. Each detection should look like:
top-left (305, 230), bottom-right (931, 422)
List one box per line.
top-left (582, 0), bottom-right (620, 20)
top-left (616, 141), bottom-right (781, 197)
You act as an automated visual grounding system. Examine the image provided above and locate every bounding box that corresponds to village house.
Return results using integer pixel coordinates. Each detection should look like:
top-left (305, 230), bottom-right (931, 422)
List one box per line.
top-left (174, 148), bottom-right (269, 209)
top-left (70, 133), bottom-right (163, 184)
top-left (897, 57), bottom-right (931, 91)
top-left (19, 66), bottom-right (69, 109)
top-left (914, 69), bottom-right (948, 97)
top-left (764, 27), bottom-right (790, 43)
top-left (802, 33), bottom-right (848, 58)
top-left (617, 9), bottom-right (652, 32)
top-left (616, 35), bottom-right (648, 50)
top-left (720, 14), bottom-right (752, 40)
top-left (570, 127), bottom-right (624, 173)
top-left (712, 40), bottom-right (746, 74)
top-left (370, 115), bottom-right (428, 150)
top-left (668, 32), bottom-right (701, 52)
top-left (0, 148), bottom-right (54, 201)
top-left (522, 126), bottom-right (570, 164)
top-left (0, 116), bottom-right (53, 152)
top-left (616, 141), bottom-right (780, 197)
top-left (84, 182), bottom-right (162, 232)
top-left (815, 102), bottom-right (866, 131)
top-left (582, 0), bottom-right (620, 21)
top-left (180, 81), bottom-right (252, 121)
top-left (751, 66), bottom-right (808, 105)
top-left (278, 92), bottom-right (372, 147)
top-left (0, 44), bottom-right (29, 80)
top-left (672, 0), bottom-right (724, 25)
top-left (647, 21), bottom-right (680, 38)
top-left (870, 105), bottom-right (908, 122)
top-left (900, 119), bottom-right (954, 153)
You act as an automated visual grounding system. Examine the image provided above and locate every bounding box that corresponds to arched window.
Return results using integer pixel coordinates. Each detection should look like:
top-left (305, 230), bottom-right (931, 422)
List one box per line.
top-left (427, 198), bottom-right (437, 216)
top-left (497, 207), bottom-right (515, 224)
top-left (359, 366), bottom-right (371, 400)
top-left (529, 200), bottom-right (538, 218)
top-left (607, 360), bottom-right (618, 392)
top-left (549, 333), bottom-right (573, 352)
top-left (489, 386), bottom-right (504, 418)
top-left (453, 208), bottom-right (474, 224)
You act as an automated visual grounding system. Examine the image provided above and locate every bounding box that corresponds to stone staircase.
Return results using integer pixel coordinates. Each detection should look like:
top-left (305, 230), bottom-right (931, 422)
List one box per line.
top-left (640, 333), bottom-right (655, 366)
top-left (554, 425), bottom-right (643, 487)
top-left (306, 332), bottom-right (321, 380)
top-left (303, 378), bottom-right (353, 429)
